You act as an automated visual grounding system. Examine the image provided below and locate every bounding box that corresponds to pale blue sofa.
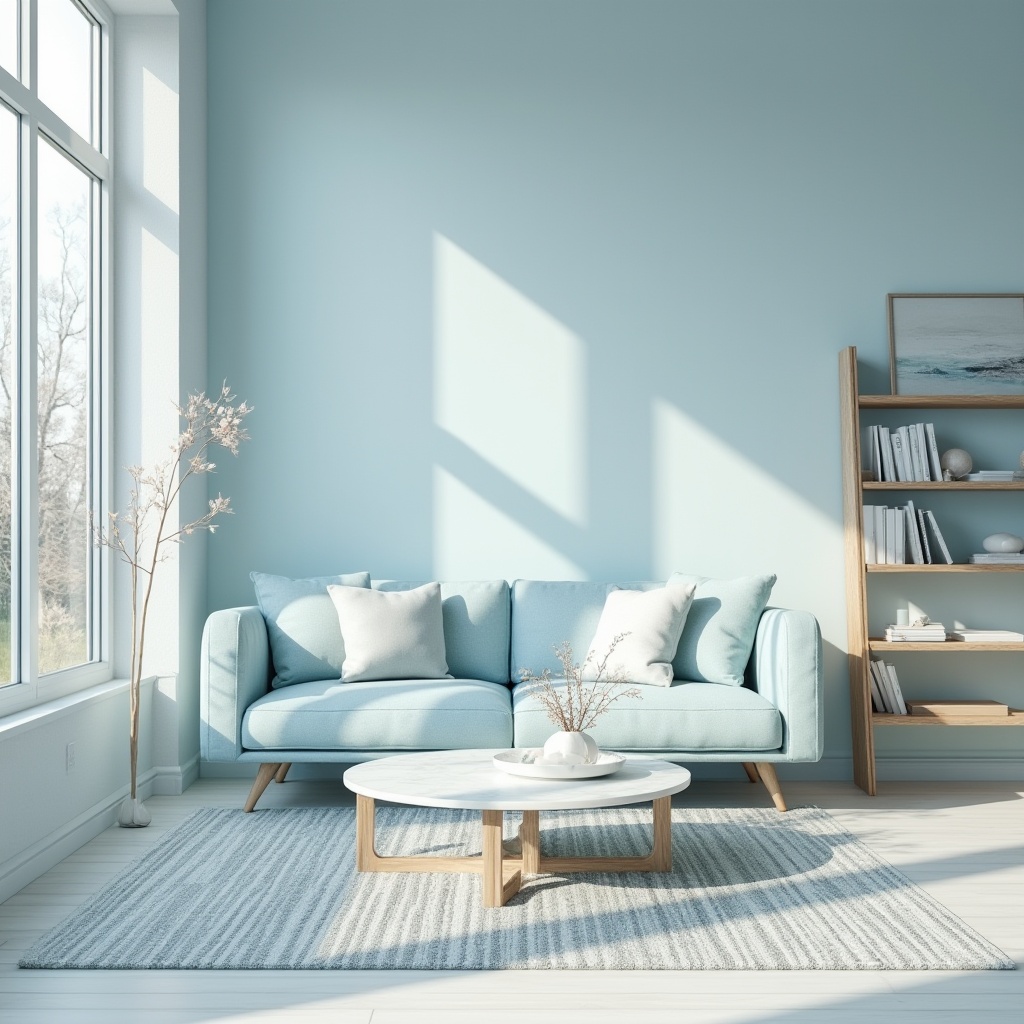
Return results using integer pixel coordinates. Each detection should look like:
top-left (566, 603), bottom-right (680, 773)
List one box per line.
top-left (200, 578), bottom-right (823, 813)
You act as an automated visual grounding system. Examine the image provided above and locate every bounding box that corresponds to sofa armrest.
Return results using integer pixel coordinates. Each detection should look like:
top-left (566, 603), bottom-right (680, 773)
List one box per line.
top-left (200, 606), bottom-right (271, 761)
top-left (748, 607), bottom-right (823, 762)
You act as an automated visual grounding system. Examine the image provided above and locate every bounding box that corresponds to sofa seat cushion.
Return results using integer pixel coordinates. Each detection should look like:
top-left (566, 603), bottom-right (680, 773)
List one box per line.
top-left (242, 678), bottom-right (513, 751)
top-left (512, 679), bottom-right (782, 751)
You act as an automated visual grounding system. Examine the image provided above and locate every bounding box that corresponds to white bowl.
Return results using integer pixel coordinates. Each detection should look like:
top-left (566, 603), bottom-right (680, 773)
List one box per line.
top-left (492, 749), bottom-right (626, 780)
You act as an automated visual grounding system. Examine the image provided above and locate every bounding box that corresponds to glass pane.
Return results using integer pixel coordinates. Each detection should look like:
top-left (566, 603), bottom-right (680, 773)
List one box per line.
top-left (0, 105), bottom-right (15, 685)
top-left (37, 139), bottom-right (91, 675)
top-left (0, 0), bottom-right (17, 78)
top-left (37, 0), bottom-right (94, 143)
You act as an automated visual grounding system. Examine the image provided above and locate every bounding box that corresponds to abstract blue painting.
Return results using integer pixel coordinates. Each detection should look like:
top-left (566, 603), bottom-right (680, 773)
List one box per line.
top-left (889, 294), bottom-right (1024, 395)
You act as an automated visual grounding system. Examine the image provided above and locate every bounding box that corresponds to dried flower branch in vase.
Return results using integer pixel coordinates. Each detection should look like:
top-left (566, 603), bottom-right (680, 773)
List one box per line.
top-left (518, 634), bottom-right (642, 765)
top-left (95, 384), bottom-right (252, 827)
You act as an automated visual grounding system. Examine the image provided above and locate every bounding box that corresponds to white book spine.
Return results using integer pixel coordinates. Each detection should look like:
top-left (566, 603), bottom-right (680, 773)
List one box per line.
top-left (916, 508), bottom-right (932, 563)
top-left (869, 425), bottom-right (881, 481)
top-left (886, 663), bottom-right (908, 715)
top-left (915, 424), bottom-right (930, 481)
top-left (890, 430), bottom-right (908, 481)
top-left (904, 501), bottom-right (924, 564)
top-left (925, 510), bottom-right (954, 564)
top-left (867, 663), bottom-right (886, 712)
top-left (874, 506), bottom-right (887, 564)
top-left (863, 505), bottom-right (877, 563)
top-left (879, 427), bottom-right (895, 482)
top-left (894, 508), bottom-right (906, 564)
top-left (907, 425), bottom-right (924, 481)
top-left (885, 508), bottom-right (898, 564)
top-left (924, 422), bottom-right (942, 481)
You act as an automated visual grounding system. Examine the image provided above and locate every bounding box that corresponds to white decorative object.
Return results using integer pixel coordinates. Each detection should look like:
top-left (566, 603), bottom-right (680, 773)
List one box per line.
top-left (492, 748), bottom-right (626, 780)
top-left (940, 448), bottom-right (973, 480)
top-left (542, 729), bottom-right (599, 765)
top-left (982, 532), bottom-right (1024, 553)
top-left (116, 797), bottom-right (152, 828)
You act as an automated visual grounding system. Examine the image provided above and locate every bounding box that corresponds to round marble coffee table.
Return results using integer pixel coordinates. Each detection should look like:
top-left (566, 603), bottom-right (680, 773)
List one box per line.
top-left (343, 749), bottom-right (692, 908)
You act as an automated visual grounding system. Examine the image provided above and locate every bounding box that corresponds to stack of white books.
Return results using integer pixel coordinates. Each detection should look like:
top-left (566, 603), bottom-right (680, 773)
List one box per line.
top-left (969, 552), bottom-right (1024, 564)
top-left (884, 622), bottom-right (947, 642)
top-left (947, 628), bottom-right (1024, 642)
top-left (964, 470), bottom-right (1024, 482)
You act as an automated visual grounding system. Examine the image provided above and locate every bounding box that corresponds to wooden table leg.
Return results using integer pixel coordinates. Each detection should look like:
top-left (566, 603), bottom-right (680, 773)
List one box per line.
top-left (520, 810), bottom-right (541, 875)
top-left (650, 795), bottom-right (673, 871)
top-left (482, 810), bottom-right (521, 908)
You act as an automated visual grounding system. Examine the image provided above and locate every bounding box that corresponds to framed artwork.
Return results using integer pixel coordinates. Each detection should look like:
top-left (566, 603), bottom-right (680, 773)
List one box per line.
top-left (888, 293), bottom-right (1024, 395)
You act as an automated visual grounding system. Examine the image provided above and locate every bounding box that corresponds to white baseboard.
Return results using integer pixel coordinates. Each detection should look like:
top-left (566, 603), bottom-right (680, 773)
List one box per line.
top-left (0, 757), bottom-right (200, 904)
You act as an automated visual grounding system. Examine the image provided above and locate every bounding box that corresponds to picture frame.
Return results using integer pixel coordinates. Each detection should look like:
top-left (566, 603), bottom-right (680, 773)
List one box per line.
top-left (887, 293), bottom-right (1024, 396)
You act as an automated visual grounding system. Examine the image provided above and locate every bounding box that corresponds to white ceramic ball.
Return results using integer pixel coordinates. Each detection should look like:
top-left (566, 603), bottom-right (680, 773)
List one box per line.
top-left (940, 448), bottom-right (973, 479)
top-left (983, 532), bottom-right (1024, 553)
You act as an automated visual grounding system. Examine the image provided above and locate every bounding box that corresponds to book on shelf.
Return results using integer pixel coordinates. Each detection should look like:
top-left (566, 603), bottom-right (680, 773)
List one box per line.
top-left (905, 699), bottom-right (1009, 717)
top-left (963, 471), bottom-right (1024, 481)
top-left (885, 663), bottom-right (908, 714)
top-left (869, 659), bottom-right (898, 713)
top-left (862, 503), bottom-right (950, 565)
top-left (969, 553), bottom-right (1024, 564)
top-left (867, 661), bottom-right (887, 713)
top-left (884, 622), bottom-right (947, 642)
top-left (947, 628), bottom-right (1024, 642)
top-left (924, 423), bottom-right (943, 480)
top-left (866, 420), bottom-right (946, 482)
top-left (870, 659), bottom-right (908, 714)
top-left (924, 510), bottom-right (954, 564)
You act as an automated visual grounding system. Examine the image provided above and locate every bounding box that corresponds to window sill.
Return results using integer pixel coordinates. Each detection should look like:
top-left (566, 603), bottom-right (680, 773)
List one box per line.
top-left (0, 676), bottom-right (146, 740)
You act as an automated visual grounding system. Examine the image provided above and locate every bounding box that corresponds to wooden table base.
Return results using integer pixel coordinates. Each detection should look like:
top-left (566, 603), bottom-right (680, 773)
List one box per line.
top-left (355, 794), bottom-right (674, 908)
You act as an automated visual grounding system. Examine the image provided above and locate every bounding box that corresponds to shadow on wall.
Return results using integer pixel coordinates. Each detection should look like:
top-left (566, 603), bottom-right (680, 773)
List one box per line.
top-left (431, 232), bottom-right (843, 593)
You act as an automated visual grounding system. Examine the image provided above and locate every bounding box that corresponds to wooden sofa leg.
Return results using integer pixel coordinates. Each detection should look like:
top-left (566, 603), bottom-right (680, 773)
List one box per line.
top-left (754, 762), bottom-right (787, 812)
top-left (741, 762), bottom-right (760, 784)
top-left (274, 763), bottom-right (292, 784)
top-left (244, 763), bottom-right (281, 812)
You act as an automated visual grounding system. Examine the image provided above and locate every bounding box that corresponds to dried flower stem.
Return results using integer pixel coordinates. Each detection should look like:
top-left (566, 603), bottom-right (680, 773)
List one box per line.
top-left (518, 634), bottom-right (642, 732)
top-left (94, 383), bottom-right (252, 799)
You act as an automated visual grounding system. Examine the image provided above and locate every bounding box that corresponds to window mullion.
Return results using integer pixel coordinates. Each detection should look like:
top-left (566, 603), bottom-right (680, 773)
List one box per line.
top-left (17, 112), bottom-right (38, 687)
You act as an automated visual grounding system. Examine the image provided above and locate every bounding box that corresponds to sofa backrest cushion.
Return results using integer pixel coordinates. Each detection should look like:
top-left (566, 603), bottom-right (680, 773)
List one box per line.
top-left (510, 580), bottom-right (661, 681)
top-left (373, 580), bottom-right (511, 683)
top-left (667, 572), bottom-right (777, 686)
top-left (251, 570), bottom-right (371, 688)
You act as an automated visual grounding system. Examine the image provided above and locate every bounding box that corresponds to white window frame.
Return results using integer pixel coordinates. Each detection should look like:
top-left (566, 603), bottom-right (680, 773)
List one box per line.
top-left (0, 0), bottom-right (113, 717)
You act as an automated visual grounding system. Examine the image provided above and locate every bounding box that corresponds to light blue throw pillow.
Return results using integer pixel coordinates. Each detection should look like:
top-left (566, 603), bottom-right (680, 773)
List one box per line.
top-left (667, 572), bottom-right (776, 686)
top-left (251, 571), bottom-right (371, 688)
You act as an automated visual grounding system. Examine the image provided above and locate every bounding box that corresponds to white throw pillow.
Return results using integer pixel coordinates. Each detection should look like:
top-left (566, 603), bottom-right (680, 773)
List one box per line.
top-left (327, 582), bottom-right (450, 682)
top-left (583, 584), bottom-right (697, 687)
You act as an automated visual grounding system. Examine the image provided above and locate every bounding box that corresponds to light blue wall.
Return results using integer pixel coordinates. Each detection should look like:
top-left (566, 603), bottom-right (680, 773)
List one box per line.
top-left (206, 0), bottom-right (1024, 777)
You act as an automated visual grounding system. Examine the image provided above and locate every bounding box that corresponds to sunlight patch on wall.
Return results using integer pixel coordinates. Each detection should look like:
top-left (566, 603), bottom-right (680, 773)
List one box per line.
top-left (142, 67), bottom-right (178, 214)
top-left (434, 467), bottom-right (585, 580)
top-left (652, 399), bottom-right (843, 627)
top-left (434, 234), bottom-right (587, 525)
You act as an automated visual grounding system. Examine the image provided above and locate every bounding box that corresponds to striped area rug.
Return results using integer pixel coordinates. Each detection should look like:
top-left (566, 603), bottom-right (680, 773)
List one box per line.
top-left (20, 805), bottom-right (1014, 970)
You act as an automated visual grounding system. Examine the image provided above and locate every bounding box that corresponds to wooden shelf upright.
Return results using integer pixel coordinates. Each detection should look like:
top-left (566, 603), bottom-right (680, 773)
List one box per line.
top-left (838, 347), bottom-right (1024, 794)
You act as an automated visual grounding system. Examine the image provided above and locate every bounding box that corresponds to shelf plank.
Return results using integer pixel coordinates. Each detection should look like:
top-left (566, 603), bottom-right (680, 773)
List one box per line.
top-left (873, 709), bottom-right (1024, 726)
top-left (859, 394), bottom-right (1024, 408)
top-left (866, 563), bottom-right (1024, 572)
top-left (863, 481), bottom-right (1024, 490)
top-left (868, 639), bottom-right (1024, 652)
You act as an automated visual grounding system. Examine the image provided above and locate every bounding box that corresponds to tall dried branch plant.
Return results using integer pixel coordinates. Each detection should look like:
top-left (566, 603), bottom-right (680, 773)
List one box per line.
top-left (95, 385), bottom-right (251, 821)
top-left (518, 634), bottom-right (642, 733)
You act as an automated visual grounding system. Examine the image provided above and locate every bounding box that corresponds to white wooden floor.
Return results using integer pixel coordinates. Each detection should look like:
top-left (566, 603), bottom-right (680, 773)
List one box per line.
top-left (1, 778), bottom-right (1021, 1024)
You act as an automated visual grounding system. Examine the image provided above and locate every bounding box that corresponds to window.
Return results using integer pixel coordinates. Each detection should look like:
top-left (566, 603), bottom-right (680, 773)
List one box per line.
top-left (0, 0), bottom-right (109, 709)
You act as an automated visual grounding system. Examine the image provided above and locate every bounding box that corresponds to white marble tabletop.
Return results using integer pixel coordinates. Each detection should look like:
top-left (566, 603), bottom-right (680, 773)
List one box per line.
top-left (343, 749), bottom-right (691, 811)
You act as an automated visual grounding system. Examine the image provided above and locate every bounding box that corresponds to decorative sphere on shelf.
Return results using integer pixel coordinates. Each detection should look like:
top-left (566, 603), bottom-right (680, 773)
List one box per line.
top-left (982, 532), bottom-right (1024, 553)
top-left (940, 448), bottom-right (973, 480)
